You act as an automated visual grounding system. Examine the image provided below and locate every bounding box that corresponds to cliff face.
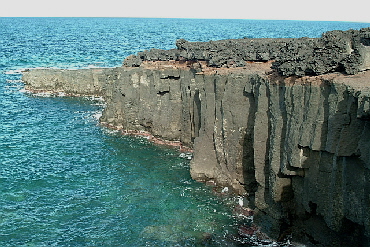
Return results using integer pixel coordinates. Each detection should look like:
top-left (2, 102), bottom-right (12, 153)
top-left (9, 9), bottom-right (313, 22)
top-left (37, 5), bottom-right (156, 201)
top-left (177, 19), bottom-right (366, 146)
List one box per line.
top-left (250, 72), bottom-right (370, 246)
top-left (22, 29), bottom-right (370, 246)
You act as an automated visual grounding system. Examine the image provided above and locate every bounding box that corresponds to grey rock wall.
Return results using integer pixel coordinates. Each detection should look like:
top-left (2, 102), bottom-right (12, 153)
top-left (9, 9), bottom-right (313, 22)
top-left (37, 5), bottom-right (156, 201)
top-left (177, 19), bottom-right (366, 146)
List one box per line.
top-left (22, 68), bottom-right (111, 96)
top-left (253, 73), bottom-right (370, 246)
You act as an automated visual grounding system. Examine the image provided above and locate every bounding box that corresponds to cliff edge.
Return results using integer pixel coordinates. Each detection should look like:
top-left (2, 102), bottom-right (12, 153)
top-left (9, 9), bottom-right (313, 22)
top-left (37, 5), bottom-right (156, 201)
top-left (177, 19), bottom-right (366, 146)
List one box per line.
top-left (22, 28), bottom-right (370, 246)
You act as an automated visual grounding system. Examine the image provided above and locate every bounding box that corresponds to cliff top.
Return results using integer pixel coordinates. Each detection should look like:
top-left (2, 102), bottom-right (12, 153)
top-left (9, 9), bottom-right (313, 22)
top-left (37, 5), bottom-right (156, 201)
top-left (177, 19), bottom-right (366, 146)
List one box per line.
top-left (123, 28), bottom-right (370, 77)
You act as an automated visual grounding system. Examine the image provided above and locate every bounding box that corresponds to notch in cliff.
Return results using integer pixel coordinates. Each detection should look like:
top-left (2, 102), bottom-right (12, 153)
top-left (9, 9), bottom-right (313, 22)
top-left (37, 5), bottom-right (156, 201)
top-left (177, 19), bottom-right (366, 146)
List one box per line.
top-left (157, 90), bottom-right (170, 96)
top-left (160, 75), bottom-right (180, 80)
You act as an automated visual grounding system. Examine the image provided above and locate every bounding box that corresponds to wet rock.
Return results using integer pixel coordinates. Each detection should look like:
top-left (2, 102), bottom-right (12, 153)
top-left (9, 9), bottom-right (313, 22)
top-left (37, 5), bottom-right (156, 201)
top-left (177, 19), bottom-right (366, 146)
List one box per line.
top-left (233, 205), bottom-right (254, 218)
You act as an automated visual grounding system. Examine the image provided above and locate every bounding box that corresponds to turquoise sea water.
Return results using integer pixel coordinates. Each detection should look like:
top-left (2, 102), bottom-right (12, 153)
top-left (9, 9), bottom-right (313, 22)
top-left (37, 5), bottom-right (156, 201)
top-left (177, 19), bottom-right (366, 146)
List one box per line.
top-left (1, 18), bottom-right (370, 246)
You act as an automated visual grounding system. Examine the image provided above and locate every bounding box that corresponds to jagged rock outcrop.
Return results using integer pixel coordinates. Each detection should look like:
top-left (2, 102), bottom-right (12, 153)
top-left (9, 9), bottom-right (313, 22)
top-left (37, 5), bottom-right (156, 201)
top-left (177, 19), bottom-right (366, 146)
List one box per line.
top-left (22, 28), bottom-right (370, 246)
top-left (124, 28), bottom-right (370, 77)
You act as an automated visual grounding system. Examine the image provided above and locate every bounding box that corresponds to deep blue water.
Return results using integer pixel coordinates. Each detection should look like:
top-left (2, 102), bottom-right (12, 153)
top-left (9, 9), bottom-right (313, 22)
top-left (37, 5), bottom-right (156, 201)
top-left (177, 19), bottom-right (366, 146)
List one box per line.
top-left (0, 17), bottom-right (369, 246)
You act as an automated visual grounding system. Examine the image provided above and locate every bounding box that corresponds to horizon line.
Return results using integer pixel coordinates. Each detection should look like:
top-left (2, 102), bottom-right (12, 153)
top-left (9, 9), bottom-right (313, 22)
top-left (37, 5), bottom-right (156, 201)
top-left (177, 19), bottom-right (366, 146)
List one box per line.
top-left (1, 16), bottom-right (370, 24)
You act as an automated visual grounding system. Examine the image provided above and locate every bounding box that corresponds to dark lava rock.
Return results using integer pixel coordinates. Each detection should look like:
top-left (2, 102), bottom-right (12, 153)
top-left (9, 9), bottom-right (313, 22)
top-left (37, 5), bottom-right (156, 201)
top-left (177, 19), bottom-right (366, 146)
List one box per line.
top-left (123, 27), bottom-right (370, 76)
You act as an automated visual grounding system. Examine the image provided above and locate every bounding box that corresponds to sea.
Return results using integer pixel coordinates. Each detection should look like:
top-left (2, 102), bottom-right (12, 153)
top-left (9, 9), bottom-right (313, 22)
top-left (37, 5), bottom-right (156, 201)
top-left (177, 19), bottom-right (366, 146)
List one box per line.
top-left (0, 17), bottom-right (369, 247)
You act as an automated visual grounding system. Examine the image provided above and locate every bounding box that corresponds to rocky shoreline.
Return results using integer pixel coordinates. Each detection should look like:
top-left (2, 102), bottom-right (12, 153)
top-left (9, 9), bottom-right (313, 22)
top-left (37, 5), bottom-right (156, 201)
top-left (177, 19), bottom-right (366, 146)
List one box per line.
top-left (22, 28), bottom-right (370, 246)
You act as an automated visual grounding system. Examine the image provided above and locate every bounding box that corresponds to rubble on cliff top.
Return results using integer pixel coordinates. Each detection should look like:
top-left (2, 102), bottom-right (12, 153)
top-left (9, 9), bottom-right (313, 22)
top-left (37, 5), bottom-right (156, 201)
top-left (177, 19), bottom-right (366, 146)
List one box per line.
top-left (124, 28), bottom-right (370, 77)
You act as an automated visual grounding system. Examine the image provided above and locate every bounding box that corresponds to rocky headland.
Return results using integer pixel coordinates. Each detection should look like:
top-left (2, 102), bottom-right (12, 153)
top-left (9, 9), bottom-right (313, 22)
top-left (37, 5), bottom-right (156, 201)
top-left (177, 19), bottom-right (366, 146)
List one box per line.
top-left (22, 28), bottom-right (370, 246)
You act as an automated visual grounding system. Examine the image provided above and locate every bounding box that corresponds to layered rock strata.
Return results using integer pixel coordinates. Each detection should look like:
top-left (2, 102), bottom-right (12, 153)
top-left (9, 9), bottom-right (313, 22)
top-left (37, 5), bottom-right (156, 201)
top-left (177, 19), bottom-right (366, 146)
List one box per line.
top-left (22, 29), bottom-right (370, 246)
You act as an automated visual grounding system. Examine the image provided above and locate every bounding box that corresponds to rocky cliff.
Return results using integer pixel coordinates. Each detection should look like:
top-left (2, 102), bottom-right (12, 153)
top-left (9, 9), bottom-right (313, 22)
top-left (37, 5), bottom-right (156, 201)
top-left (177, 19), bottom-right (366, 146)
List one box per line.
top-left (22, 28), bottom-right (370, 246)
top-left (124, 28), bottom-right (370, 76)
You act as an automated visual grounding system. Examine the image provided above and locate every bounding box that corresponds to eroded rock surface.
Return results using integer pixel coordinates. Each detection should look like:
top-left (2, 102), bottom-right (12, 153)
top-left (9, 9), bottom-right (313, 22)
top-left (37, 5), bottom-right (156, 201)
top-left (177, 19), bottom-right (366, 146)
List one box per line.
top-left (125, 28), bottom-right (370, 77)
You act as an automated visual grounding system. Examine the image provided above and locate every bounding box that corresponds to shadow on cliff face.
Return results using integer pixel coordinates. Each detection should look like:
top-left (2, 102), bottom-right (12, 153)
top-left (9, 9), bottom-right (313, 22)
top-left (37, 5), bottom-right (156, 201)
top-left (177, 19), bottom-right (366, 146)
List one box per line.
top-left (242, 77), bottom-right (370, 246)
top-left (321, 82), bottom-right (331, 150)
top-left (242, 85), bottom-right (258, 206)
top-left (289, 86), bottom-right (370, 246)
top-left (192, 89), bottom-right (202, 141)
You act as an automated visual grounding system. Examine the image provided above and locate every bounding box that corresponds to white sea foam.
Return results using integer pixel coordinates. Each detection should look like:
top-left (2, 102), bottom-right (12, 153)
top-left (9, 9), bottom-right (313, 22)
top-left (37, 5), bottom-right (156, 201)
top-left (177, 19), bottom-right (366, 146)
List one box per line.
top-left (179, 152), bottom-right (193, 160)
top-left (221, 187), bottom-right (229, 193)
top-left (6, 79), bottom-right (23, 83)
top-left (102, 128), bottom-right (120, 135)
top-left (84, 95), bottom-right (105, 101)
top-left (4, 69), bottom-right (29, 75)
top-left (92, 112), bottom-right (102, 120)
top-left (86, 63), bottom-right (104, 69)
top-left (33, 92), bottom-right (53, 97)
